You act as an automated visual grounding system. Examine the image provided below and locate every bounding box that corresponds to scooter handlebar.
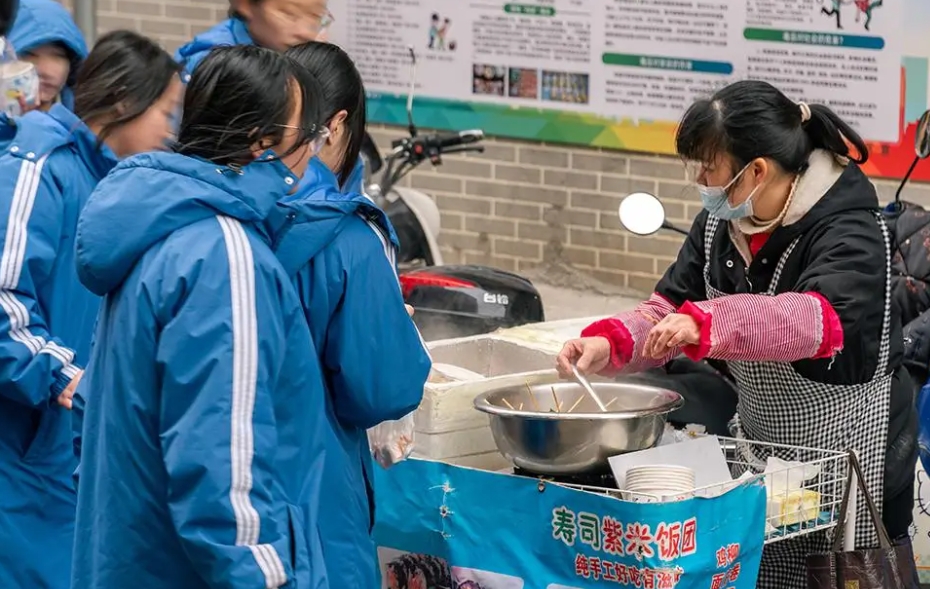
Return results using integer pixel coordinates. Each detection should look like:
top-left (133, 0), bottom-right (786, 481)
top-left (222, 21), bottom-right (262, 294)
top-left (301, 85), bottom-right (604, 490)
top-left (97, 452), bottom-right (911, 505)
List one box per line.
top-left (436, 129), bottom-right (485, 150)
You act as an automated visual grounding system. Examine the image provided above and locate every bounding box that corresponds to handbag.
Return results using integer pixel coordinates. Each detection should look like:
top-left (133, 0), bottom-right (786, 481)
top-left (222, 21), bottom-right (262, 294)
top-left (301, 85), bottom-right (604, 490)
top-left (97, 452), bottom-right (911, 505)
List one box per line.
top-left (806, 450), bottom-right (919, 589)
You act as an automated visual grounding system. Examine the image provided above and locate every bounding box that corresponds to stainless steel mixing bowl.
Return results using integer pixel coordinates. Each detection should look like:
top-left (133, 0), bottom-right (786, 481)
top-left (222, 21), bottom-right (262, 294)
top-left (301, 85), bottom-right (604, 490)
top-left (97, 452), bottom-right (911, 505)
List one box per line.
top-left (473, 380), bottom-right (684, 476)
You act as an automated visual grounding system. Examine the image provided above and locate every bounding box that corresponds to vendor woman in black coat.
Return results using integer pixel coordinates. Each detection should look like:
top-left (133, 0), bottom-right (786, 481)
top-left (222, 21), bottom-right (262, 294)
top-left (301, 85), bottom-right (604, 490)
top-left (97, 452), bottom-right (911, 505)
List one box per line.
top-left (558, 80), bottom-right (918, 588)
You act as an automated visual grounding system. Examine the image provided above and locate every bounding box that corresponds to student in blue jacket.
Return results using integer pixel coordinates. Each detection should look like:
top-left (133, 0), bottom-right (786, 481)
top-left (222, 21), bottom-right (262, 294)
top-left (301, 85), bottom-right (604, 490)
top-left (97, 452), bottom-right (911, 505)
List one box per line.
top-left (72, 45), bottom-right (331, 589)
top-left (0, 30), bottom-right (180, 589)
top-left (8, 0), bottom-right (87, 111)
top-left (278, 40), bottom-right (431, 589)
top-left (174, 0), bottom-right (369, 195)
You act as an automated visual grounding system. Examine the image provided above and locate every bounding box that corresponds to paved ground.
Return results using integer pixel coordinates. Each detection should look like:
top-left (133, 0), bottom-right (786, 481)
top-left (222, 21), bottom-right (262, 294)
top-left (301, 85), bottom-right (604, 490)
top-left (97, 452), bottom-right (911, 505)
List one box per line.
top-left (522, 263), bottom-right (642, 321)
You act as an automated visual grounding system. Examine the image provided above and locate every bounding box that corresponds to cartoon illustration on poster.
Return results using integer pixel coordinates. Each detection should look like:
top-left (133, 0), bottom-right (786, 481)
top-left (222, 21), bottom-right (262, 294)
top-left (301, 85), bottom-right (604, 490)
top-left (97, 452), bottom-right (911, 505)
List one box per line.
top-left (329, 0), bottom-right (929, 181)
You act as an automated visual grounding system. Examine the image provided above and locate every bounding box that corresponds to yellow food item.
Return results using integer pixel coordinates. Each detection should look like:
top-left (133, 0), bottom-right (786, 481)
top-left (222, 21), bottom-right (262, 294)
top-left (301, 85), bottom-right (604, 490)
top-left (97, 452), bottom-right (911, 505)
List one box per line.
top-left (767, 489), bottom-right (821, 528)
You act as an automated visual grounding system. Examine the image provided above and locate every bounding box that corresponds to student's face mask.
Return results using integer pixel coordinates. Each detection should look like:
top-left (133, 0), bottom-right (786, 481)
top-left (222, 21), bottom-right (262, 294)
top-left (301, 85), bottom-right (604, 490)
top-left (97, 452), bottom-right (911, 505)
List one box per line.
top-left (698, 162), bottom-right (762, 220)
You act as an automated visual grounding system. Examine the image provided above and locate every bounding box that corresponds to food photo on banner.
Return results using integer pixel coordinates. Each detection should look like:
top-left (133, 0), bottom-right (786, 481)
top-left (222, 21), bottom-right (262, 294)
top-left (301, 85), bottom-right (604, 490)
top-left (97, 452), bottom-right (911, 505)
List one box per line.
top-left (372, 459), bottom-right (767, 589)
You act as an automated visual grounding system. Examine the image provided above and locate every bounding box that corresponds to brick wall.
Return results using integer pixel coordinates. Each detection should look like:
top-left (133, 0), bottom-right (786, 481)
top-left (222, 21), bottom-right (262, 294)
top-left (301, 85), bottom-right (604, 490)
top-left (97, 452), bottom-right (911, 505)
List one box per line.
top-left (65, 0), bottom-right (930, 294)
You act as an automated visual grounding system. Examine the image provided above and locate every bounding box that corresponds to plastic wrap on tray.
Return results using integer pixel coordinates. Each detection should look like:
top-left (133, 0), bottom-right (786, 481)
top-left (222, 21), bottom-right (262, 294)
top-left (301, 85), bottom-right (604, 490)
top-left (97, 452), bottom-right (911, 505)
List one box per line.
top-left (368, 411), bottom-right (416, 468)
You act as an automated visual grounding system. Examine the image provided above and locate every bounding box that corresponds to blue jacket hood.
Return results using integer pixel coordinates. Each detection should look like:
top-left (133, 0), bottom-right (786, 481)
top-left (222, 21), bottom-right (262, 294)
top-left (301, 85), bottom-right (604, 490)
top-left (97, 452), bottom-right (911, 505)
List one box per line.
top-left (277, 157), bottom-right (398, 276)
top-left (8, 105), bottom-right (117, 180)
top-left (174, 18), bottom-right (252, 79)
top-left (76, 151), bottom-right (298, 295)
top-left (9, 0), bottom-right (87, 107)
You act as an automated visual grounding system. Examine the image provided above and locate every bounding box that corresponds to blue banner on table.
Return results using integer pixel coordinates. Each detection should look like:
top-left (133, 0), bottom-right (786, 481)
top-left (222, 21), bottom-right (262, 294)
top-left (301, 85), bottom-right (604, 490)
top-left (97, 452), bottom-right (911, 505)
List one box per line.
top-left (373, 459), bottom-right (767, 589)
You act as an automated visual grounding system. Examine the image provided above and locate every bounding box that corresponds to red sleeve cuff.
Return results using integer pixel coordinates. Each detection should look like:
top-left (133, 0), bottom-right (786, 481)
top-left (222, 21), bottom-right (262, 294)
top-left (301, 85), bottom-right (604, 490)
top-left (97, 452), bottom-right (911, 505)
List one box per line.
top-left (678, 301), bottom-right (712, 361)
top-left (581, 319), bottom-right (634, 370)
top-left (808, 292), bottom-right (844, 359)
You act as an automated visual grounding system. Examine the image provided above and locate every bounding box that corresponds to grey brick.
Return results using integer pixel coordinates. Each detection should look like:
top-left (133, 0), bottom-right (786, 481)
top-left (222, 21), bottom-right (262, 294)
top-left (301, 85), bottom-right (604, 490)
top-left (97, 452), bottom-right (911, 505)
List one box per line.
top-left (518, 222), bottom-right (566, 243)
top-left (465, 216), bottom-right (516, 237)
top-left (599, 175), bottom-right (657, 196)
top-left (440, 231), bottom-right (489, 252)
top-left (495, 164), bottom-right (541, 184)
top-left (410, 174), bottom-right (463, 194)
top-left (439, 158), bottom-right (493, 178)
top-left (117, 0), bottom-right (162, 16)
top-left (591, 269), bottom-right (626, 289)
top-left (466, 180), bottom-right (567, 206)
top-left (474, 143), bottom-right (517, 163)
top-left (519, 147), bottom-right (569, 168)
top-left (141, 19), bottom-right (187, 36)
top-left (439, 246), bottom-right (463, 264)
top-left (570, 191), bottom-right (621, 212)
top-left (628, 274), bottom-right (658, 294)
top-left (165, 3), bottom-right (213, 20)
top-left (435, 195), bottom-right (491, 215)
top-left (598, 251), bottom-right (655, 274)
top-left (598, 211), bottom-right (624, 232)
top-left (569, 228), bottom-right (626, 251)
top-left (464, 252), bottom-right (517, 271)
top-left (562, 246), bottom-right (597, 268)
top-left (544, 169), bottom-right (597, 191)
top-left (543, 206), bottom-right (597, 229)
top-left (494, 237), bottom-right (541, 260)
top-left (571, 152), bottom-right (628, 175)
top-left (517, 259), bottom-right (542, 273)
top-left (98, 15), bottom-right (138, 30)
top-left (656, 181), bottom-right (697, 202)
top-left (494, 201), bottom-right (542, 221)
top-left (629, 157), bottom-right (687, 180)
top-left (629, 235), bottom-right (685, 259)
top-left (440, 213), bottom-right (463, 231)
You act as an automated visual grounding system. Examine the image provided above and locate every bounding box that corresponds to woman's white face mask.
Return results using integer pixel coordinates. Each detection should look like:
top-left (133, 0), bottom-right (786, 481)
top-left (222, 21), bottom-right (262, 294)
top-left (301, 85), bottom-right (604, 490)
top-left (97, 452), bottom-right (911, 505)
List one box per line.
top-left (697, 162), bottom-right (763, 220)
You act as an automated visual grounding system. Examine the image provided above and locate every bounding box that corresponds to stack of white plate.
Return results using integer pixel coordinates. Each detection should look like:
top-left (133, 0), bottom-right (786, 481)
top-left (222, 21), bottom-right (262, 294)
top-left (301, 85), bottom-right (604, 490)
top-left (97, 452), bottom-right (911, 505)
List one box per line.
top-left (622, 465), bottom-right (696, 503)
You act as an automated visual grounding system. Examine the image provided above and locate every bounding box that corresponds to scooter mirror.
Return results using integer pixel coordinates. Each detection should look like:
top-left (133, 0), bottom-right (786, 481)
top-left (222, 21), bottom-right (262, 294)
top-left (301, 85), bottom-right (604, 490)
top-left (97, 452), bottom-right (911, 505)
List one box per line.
top-left (618, 192), bottom-right (666, 236)
top-left (915, 110), bottom-right (930, 160)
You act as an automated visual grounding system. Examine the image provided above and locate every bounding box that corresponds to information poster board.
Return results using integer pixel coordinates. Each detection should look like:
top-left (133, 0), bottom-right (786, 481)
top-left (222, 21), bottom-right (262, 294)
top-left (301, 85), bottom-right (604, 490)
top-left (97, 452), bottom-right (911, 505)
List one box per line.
top-left (373, 459), bottom-right (767, 589)
top-left (329, 0), bottom-right (930, 181)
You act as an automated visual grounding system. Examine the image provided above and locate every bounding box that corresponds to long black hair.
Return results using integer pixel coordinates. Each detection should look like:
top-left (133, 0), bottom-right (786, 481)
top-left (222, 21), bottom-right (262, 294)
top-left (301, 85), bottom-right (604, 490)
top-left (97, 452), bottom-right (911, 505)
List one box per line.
top-left (285, 41), bottom-right (366, 186)
top-left (73, 30), bottom-right (180, 143)
top-left (177, 45), bottom-right (325, 167)
top-left (675, 80), bottom-right (869, 175)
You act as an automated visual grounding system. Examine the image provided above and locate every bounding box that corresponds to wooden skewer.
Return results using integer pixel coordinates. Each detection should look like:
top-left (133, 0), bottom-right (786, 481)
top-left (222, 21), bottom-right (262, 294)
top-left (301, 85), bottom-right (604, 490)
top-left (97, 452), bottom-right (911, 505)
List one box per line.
top-left (567, 395), bottom-right (585, 414)
top-left (502, 398), bottom-right (516, 410)
top-left (524, 382), bottom-right (540, 411)
top-left (518, 402), bottom-right (524, 410)
top-left (604, 397), bottom-right (617, 409)
top-left (550, 386), bottom-right (562, 413)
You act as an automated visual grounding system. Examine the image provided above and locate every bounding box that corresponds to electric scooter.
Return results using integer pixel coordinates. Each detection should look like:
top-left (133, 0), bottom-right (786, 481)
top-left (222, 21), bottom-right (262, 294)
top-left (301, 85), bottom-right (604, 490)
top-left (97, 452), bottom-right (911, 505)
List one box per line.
top-left (362, 48), bottom-right (545, 341)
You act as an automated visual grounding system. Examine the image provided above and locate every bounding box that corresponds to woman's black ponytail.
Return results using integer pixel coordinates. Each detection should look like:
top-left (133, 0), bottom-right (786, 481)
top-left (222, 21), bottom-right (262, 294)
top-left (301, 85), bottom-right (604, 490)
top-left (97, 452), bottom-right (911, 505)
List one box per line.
top-left (676, 79), bottom-right (869, 173)
top-left (805, 103), bottom-right (869, 164)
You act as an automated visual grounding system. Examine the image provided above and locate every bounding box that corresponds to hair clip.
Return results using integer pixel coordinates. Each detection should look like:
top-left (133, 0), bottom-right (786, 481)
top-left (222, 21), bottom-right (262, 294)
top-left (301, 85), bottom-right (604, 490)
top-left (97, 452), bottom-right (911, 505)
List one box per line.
top-left (798, 101), bottom-right (812, 124)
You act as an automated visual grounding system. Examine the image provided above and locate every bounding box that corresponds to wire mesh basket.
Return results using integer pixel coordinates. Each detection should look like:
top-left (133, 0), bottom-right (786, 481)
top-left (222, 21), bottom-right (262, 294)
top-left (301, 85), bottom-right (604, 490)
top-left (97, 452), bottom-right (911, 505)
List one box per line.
top-left (554, 436), bottom-right (851, 545)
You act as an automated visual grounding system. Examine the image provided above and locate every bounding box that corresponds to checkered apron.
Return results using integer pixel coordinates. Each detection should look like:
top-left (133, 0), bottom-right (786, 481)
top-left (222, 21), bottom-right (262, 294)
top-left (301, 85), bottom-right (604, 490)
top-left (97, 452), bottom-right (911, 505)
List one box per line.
top-left (701, 214), bottom-right (893, 588)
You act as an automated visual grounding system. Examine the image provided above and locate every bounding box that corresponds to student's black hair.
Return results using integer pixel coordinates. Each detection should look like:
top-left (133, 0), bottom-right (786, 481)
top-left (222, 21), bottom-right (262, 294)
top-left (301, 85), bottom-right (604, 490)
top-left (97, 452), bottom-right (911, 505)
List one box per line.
top-left (286, 41), bottom-right (366, 186)
top-left (431, 12), bottom-right (439, 20)
top-left (72, 30), bottom-right (180, 144)
top-left (675, 80), bottom-right (869, 176)
top-left (177, 44), bottom-right (325, 167)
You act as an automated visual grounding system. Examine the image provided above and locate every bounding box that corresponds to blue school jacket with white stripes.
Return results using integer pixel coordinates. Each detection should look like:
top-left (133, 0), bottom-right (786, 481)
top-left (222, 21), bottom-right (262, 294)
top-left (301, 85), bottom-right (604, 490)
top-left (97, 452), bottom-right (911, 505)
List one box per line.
top-left (0, 104), bottom-right (116, 589)
top-left (276, 156), bottom-right (431, 589)
top-left (71, 151), bottom-right (329, 589)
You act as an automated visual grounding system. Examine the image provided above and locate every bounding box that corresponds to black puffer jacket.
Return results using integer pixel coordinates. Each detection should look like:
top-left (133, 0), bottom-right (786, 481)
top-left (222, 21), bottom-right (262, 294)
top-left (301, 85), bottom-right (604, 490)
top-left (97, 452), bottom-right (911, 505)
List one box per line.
top-left (887, 202), bottom-right (930, 385)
